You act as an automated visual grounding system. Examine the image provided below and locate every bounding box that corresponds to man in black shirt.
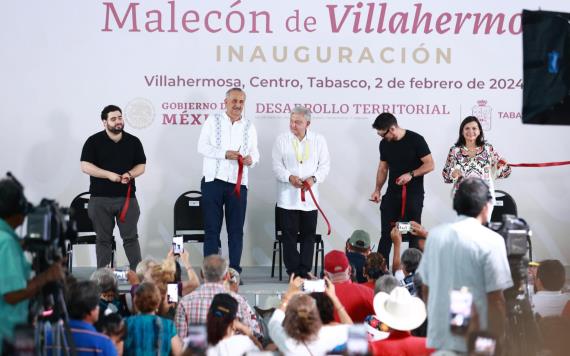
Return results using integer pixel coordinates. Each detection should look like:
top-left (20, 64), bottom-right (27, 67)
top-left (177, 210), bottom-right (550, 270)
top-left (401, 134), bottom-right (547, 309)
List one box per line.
top-left (370, 113), bottom-right (434, 269)
top-left (80, 105), bottom-right (146, 270)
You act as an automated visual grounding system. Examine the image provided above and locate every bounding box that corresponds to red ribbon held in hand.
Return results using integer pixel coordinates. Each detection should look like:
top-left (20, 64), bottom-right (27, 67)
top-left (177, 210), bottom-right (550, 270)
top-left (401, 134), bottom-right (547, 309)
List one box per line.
top-left (300, 181), bottom-right (331, 235)
top-left (119, 182), bottom-right (132, 223)
top-left (233, 155), bottom-right (244, 198)
top-left (499, 159), bottom-right (570, 168)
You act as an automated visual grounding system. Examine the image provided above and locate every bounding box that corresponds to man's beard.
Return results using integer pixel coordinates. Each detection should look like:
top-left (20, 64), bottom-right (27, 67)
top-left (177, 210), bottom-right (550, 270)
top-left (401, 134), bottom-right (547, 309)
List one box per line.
top-left (108, 125), bottom-right (123, 134)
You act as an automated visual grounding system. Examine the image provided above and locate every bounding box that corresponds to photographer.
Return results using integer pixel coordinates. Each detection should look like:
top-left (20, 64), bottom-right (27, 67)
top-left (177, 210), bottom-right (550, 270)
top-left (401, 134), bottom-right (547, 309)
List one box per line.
top-left (417, 177), bottom-right (513, 353)
top-left (0, 178), bottom-right (64, 352)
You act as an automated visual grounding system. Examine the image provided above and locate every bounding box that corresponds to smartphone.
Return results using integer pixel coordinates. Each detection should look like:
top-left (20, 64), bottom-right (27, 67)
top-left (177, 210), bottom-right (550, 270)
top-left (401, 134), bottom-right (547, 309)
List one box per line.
top-left (113, 270), bottom-right (127, 282)
top-left (167, 283), bottom-right (179, 303)
top-left (449, 288), bottom-right (472, 335)
top-left (346, 324), bottom-right (369, 355)
top-left (474, 336), bottom-right (497, 356)
top-left (397, 221), bottom-right (412, 234)
top-left (302, 279), bottom-right (326, 293)
top-left (183, 325), bottom-right (207, 352)
top-left (172, 236), bottom-right (184, 256)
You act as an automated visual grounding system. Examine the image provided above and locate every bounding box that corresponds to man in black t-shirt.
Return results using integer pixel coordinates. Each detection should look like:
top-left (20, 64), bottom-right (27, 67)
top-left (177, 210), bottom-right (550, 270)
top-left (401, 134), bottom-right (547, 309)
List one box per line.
top-left (369, 113), bottom-right (434, 269)
top-left (80, 105), bottom-right (146, 270)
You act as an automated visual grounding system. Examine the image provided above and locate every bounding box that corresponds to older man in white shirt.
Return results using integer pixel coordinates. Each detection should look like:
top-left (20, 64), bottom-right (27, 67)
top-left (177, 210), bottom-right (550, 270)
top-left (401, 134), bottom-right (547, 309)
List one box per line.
top-left (197, 88), bottom-right (259, 275)
top-left (272, 106), bottom-right (330, 278)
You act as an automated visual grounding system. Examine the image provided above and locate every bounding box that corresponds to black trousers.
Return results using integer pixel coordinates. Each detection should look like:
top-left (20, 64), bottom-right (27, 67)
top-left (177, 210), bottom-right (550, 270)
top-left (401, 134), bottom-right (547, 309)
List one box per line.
top-left (278, 207), bottom-right (318, 277)
top-left (378, 192), bottom-right (424, 269)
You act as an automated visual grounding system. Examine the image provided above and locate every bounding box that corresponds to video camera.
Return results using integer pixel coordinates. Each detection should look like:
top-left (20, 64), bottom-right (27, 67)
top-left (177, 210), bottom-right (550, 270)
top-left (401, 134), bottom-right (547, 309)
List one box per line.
top-left (488, 214), bottom-right (531, 288)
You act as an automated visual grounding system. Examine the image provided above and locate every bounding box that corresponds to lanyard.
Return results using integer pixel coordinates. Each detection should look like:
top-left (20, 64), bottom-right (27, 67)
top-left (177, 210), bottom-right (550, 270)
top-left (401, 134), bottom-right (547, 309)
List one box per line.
top-left (292, 137), bottom-right (310, 164)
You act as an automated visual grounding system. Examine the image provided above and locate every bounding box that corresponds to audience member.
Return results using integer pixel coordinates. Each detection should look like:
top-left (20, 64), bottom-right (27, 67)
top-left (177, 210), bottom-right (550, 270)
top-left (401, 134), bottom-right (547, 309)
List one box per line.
top-left (418, 178), bottom-right (513, 353)
top-left (124, 282), bottom-right (183, 356)
top-left (268, 276), bottom-right (344, 355)
top-left (175, 255), bottom-right (259, 339)
top-left (90, 268), bottom-right (130, 317)
top-left (345, 230), bottom-right (372, 283)
top-left (362, 252), bottom-right (388, 290)
top-left (533, 259), bottom-right (569, 317)
top-left (47, 280), bottom-right (117, 355)
top-left (206, 293), bottom-right (261, 356)
top-left (400, 248), bottom-right (423, 296)
top-left (0, 178), bottom-right (65, 353)
top-left (95, 312), bottom-right (125, 356)
top-left (375, 274), bottom-right (399, 295)
top-left (370, 287), bottom-right (432, 355)
top-left (324, 250), bottom-right (374, 323)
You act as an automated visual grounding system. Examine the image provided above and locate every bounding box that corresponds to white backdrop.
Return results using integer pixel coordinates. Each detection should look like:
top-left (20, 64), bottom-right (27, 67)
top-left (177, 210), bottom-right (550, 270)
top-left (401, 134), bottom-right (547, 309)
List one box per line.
top-left (1, 0), bottom-right (569, 268)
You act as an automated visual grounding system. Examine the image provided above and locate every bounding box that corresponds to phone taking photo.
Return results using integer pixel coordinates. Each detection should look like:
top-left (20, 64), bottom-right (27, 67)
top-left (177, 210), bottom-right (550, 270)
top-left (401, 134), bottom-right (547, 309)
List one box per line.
top-left (167, 282), bottom-right (179, 303)
top-left (449, 287), bottom-right (472, 335)
top-left (172, 236), bottom-right (184, 256)
top-left (302, 279), bottom-right (326, 293)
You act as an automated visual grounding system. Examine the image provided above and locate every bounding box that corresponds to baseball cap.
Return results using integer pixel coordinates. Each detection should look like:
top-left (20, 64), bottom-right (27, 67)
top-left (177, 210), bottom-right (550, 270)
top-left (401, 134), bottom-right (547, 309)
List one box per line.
top-left (324, 250), bottom-right (350, 273)
top-left (348, 230), bottom-right (371, 249)
top-left (209, 293), bottom-right (238, 319)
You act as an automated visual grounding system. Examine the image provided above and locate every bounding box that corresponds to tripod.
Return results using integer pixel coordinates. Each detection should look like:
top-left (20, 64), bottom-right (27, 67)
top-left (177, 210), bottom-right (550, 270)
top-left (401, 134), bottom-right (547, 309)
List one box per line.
top-left (503, 257), bottom-right (541, 356)
top-left (33, 284), bottom-right (77, 356)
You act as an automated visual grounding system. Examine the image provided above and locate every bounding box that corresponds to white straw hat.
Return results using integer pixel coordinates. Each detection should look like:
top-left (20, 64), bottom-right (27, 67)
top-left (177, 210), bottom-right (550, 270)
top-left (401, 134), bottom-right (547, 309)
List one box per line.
top-left (373, 286), bottom-right (427, 331)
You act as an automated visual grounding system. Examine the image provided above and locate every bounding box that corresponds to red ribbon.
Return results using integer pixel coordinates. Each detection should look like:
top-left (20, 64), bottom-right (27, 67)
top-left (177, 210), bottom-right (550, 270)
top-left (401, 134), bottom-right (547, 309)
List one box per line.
top-left (400, 184), bottom-right (407, 220)
top-left (234, 155), bottom-right (244, 198)
top-left (119, 182), bottom-right (132, 223)
top-left (499, 159), bottom-right (570, 168)
top-left (301, 181), bottom-right (331, 235)
top-left (389, 184), bottom-right (407, 228)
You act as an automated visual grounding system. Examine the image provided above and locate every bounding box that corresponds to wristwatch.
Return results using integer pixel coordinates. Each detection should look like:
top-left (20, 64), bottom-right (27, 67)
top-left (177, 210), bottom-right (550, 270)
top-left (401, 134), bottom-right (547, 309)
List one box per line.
top-left (409, 170), bottom-right (415, 178)
top-left (312, 176), bottom-right (317, 183)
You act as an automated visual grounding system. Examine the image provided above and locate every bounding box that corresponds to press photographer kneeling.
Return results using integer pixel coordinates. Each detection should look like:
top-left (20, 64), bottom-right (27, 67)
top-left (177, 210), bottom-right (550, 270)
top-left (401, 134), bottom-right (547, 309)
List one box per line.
top-left (0, 177), bottom-right (65, 352)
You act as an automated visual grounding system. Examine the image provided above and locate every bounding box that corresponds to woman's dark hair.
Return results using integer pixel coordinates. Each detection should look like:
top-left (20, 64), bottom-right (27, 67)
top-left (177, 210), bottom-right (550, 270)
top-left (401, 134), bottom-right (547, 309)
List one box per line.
top-left (454, 116), bottom-right (485, 147)
top-left (283, 294), bottom-right (322, 342)
top-left (207, 294), bottom-right (238, 345)
top-left (364, 252), bottom-right (387, 280)
top-left (310, 292), bottom-right (335, 324)
top-left (95, 312), bottom-right (125, 338)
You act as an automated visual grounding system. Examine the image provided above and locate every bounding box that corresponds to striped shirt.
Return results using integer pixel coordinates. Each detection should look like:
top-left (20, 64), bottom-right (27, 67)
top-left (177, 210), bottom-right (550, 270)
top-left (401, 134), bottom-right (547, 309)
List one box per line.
top-left (174, 283), bottom-right (259, 338)
top-left (47, 319), bottom-right (117, 356)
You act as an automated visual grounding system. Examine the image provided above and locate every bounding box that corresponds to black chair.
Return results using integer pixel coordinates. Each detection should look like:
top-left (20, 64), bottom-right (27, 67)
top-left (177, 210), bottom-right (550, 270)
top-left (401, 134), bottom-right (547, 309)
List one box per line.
top-left (173, 190), bottom-right (206, 245)
top-left (271, 206), bottom-right (325, 281)
top-left (67, 192), bottom-right (115, 273)
top-left (491, 189), bottom-right (518, 222)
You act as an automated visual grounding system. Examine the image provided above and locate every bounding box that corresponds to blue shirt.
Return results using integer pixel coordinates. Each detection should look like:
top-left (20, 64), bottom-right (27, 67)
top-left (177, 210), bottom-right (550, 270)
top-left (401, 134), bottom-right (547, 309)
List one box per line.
top-left (47, 319), bottom-right (117, 356)
top-left (0, 218), bottom-right (31, 354)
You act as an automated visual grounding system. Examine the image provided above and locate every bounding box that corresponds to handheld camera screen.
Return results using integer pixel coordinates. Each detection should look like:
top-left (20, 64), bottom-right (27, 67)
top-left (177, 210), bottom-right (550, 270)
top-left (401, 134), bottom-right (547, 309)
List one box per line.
top-left (167, 283), bottom-right (179, 303)
top-left (172, 236), bottom-right (184, 255)
top-left (450, 288), bottom-right (472, 334)
top-left (302, 279), bottom-right (326, 293)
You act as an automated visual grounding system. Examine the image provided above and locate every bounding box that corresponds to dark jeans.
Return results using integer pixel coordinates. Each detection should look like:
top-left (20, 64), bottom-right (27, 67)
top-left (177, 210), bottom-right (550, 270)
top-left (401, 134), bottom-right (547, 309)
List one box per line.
top-left (278, 207), bottom-right (318, 277)
top-left (201, 179), bottom-right (247, 273)
top-left (88, 196), bottom-right (142, 271)
top-left (378, 192), bottom-right (423, 269)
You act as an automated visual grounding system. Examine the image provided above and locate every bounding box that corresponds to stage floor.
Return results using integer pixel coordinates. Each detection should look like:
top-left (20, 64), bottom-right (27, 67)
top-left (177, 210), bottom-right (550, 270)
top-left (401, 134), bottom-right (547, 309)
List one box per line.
top-left (70, 266), bottom-right (289, 307)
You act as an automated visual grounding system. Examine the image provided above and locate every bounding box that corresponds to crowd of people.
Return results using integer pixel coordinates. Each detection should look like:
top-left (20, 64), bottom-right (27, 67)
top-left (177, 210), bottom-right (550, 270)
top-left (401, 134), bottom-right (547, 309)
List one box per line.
top-left (1, 88), bottom-right (569, 355)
